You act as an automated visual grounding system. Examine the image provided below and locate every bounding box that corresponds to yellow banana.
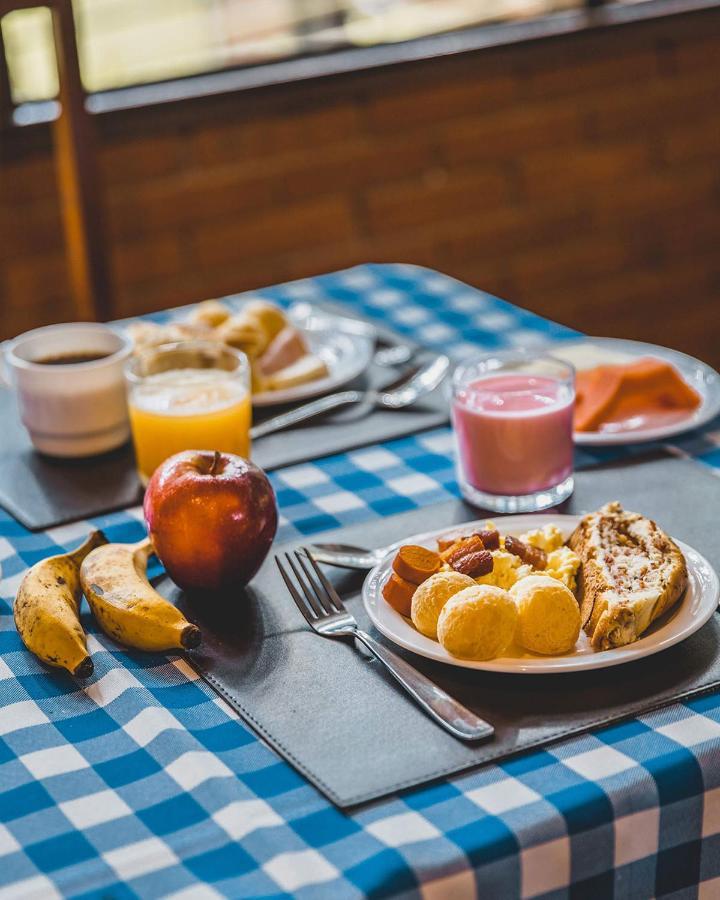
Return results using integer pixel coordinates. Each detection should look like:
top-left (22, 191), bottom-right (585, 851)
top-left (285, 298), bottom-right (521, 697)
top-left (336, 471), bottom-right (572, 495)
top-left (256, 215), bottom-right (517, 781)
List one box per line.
top-left (14, 530), bottom-right (108, 678)
top-left (80, 539), bottom-right (201, 652)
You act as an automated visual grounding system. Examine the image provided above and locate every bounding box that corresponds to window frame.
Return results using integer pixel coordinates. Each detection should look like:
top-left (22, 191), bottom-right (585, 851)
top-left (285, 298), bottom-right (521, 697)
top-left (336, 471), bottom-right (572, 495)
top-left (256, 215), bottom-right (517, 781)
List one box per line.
top-left (0, 0), bottom-right (714, 138)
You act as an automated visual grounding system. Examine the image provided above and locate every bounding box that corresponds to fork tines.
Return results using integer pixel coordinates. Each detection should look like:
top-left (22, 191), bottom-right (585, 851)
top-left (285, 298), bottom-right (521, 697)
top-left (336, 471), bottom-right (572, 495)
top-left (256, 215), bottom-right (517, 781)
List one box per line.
top-left (276, 549), bottom-right (344, 626)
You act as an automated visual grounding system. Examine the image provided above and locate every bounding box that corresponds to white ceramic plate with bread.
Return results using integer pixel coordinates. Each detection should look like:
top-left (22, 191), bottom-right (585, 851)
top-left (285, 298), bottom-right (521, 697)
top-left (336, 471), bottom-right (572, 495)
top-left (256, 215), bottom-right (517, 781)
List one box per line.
top-left (127, 299), bottom-right (374, 409)
top-left (363, 514), bottom-right (718, 674)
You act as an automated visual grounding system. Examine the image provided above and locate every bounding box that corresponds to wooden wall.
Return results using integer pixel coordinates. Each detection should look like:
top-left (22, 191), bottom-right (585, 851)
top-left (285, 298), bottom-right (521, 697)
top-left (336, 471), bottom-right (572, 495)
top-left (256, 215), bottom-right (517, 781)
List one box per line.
top-left (1, 7), bottom-right (719, 365)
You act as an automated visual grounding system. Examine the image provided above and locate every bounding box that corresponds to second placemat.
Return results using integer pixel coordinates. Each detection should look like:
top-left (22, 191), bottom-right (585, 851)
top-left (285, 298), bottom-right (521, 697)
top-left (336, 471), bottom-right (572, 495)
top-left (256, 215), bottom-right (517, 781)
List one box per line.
top-left (0, 309), bottom-right (446, 531)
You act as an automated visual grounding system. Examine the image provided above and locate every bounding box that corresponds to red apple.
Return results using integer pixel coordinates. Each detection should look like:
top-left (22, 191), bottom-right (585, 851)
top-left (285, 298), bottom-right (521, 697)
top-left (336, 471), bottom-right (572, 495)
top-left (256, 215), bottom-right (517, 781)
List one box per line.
top-left (144, 450), bottom-right (278, 592)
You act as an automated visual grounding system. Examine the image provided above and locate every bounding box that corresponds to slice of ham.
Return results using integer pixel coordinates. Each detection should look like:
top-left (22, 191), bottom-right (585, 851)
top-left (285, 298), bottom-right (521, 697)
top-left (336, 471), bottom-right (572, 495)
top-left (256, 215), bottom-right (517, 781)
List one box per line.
top-left (258, 326), bottom-right (308, 376)
top-left (574, 357), bottom-right (701, 433)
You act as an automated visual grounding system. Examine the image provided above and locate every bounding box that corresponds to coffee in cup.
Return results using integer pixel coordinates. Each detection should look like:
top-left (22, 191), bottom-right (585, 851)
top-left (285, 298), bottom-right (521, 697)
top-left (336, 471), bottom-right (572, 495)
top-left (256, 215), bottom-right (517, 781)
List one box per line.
top-left (3, 322), bottom-right (133, 457)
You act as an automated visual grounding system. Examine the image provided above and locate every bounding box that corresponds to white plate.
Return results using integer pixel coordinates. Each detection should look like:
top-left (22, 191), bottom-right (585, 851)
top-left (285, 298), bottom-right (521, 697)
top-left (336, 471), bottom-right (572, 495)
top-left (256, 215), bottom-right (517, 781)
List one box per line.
top-left (550, 337), bottom-right (720, 445)
top-left (363, 513), bottom-right (719, 674)
top-left (253, 326), bottom-right (373, 407)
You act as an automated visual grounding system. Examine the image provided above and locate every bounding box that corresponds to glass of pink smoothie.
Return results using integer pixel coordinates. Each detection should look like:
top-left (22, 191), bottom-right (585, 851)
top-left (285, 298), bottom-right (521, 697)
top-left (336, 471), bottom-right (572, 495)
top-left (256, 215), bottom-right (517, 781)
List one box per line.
top-left (451, 352), bottom-right (575, 512)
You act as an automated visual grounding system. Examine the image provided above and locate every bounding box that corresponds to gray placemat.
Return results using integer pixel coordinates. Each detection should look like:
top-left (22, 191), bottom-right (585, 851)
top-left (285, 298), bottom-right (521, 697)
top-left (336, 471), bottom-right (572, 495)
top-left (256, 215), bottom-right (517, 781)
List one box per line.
top-left (169, 452), bottom-right (720, 808)
top-left (0, 314), bottom-right (446, 531)
top-left (0, 388), bottom-right (143, 530)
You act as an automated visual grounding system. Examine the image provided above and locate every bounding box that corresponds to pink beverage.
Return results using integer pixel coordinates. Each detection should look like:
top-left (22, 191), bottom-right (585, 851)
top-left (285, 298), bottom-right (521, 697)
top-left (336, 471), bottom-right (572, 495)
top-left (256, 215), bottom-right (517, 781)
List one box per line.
top-left (451, 354), bottom-right (575, 512)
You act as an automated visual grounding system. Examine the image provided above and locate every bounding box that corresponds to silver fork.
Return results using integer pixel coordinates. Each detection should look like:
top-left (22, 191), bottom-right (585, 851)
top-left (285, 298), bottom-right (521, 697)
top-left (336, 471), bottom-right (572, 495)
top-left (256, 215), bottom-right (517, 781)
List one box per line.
top-left (276, 549), bottom-right (494, 743)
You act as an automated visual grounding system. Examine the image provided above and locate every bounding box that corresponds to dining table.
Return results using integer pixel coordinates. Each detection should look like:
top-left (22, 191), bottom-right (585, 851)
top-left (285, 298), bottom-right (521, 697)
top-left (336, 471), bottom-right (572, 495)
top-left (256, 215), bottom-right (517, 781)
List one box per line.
top-left (1, 262), bottom-right (720, 900)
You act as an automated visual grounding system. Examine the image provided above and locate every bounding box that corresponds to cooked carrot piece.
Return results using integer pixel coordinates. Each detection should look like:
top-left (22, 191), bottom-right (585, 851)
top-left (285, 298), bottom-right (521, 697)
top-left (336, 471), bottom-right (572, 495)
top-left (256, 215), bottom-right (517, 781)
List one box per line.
top-left (382, 573), bottom-right (416, 617)
top-left (392, 545), bottom-right (442, 585)
top-left (446, 535), bottom-right (485, 566)
top-left (439, 539), bottom-right (460, 559)
top-left (441, 534), bottom-right (485, 564)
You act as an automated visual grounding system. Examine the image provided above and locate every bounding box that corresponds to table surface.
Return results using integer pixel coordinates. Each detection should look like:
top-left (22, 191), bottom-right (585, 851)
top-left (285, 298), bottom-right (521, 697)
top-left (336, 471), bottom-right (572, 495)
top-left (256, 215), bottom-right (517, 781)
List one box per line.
top-left (2, 264), bottom-right (720, 900)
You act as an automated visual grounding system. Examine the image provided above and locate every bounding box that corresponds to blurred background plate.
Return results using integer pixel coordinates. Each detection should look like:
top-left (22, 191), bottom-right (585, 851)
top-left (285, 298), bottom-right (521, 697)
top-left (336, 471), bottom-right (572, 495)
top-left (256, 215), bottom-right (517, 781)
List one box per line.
top-left (551, 338), bottom-right (720, 446)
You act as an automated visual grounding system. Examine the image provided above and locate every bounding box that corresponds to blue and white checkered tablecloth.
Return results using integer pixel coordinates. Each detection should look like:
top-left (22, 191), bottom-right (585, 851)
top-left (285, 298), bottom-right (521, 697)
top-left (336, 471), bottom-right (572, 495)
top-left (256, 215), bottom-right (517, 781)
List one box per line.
top-left (2, 264), bottom-right (720, 900)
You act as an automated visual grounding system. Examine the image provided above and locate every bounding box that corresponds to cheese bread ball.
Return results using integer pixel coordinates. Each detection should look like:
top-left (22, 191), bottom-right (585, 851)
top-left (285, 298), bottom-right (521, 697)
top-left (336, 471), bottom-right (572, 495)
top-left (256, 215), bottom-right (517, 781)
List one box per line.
top-left (437, 585), bottom-right (517, 660)
top-left (411, 571), bottom-right (475, 639)
top-left (510, 575), bottom-right (580, 655)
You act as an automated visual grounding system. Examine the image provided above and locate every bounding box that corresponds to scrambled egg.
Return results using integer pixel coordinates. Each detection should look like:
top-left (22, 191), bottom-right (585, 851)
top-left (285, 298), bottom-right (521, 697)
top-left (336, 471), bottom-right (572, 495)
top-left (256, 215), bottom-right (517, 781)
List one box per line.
top-left (544, 547), bottom-right (581, 592)
top-left (469, 522), bottom-right (581, 593)
top-left (476, 551), bottom-right (532, 590)
top-left (520, 525), bottom-right (580, 591)
top-left (522, 524), bottom-right (565, 552)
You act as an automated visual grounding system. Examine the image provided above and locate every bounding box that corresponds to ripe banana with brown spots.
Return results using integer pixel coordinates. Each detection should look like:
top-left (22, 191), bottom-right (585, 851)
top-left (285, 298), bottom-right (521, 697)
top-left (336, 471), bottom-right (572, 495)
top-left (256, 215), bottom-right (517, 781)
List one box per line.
top-left (80, 539), bottom-right (201, 652)
top-left (14, 530), bottom-right (108, 678)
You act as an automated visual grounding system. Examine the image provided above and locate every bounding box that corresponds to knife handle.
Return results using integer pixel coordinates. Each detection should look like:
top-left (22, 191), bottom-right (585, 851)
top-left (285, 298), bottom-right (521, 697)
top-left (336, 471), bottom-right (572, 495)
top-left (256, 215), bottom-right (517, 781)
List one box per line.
top-left (250, 390), bottom-right (363, 439)
top-left (353, 630), bottom-right (494, 742)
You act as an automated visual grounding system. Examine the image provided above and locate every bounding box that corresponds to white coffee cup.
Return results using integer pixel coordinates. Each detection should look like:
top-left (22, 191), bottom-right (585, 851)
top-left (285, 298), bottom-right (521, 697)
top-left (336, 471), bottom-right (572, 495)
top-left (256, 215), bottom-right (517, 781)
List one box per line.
top-left (3, 322), bottom-right (133, 458)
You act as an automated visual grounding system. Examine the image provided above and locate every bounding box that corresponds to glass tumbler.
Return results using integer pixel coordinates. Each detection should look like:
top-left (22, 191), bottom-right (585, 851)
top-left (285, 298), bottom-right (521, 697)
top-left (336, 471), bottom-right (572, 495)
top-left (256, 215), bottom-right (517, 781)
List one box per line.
top-left (125, 341), bottom-right (251, 485)
top-left (451, 351), bottom-right (575, 513)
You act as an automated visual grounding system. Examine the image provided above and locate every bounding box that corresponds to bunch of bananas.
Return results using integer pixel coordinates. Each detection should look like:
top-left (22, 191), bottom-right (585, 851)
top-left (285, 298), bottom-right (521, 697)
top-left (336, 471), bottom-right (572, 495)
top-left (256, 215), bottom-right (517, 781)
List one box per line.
top-left (14, 532), bottom-right (201, 678)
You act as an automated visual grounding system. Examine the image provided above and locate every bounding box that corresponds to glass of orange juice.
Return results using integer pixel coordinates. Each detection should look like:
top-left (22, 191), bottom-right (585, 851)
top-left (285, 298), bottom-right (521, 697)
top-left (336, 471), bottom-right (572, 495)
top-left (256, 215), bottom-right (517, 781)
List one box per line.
top-left (125, 341), bottom-right (251, 485)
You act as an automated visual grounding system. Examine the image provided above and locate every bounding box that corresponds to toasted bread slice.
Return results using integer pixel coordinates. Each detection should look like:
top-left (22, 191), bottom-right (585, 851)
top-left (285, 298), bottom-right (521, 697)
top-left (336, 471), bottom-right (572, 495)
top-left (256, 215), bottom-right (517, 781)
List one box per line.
top-left (568, 502), bottom-right (688, 650)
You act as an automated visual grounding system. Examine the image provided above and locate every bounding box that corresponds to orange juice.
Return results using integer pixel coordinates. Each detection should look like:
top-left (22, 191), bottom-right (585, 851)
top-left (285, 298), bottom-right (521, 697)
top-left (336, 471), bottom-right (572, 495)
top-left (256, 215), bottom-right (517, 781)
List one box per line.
top-left (128, 369), bottom-right (251, 484)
